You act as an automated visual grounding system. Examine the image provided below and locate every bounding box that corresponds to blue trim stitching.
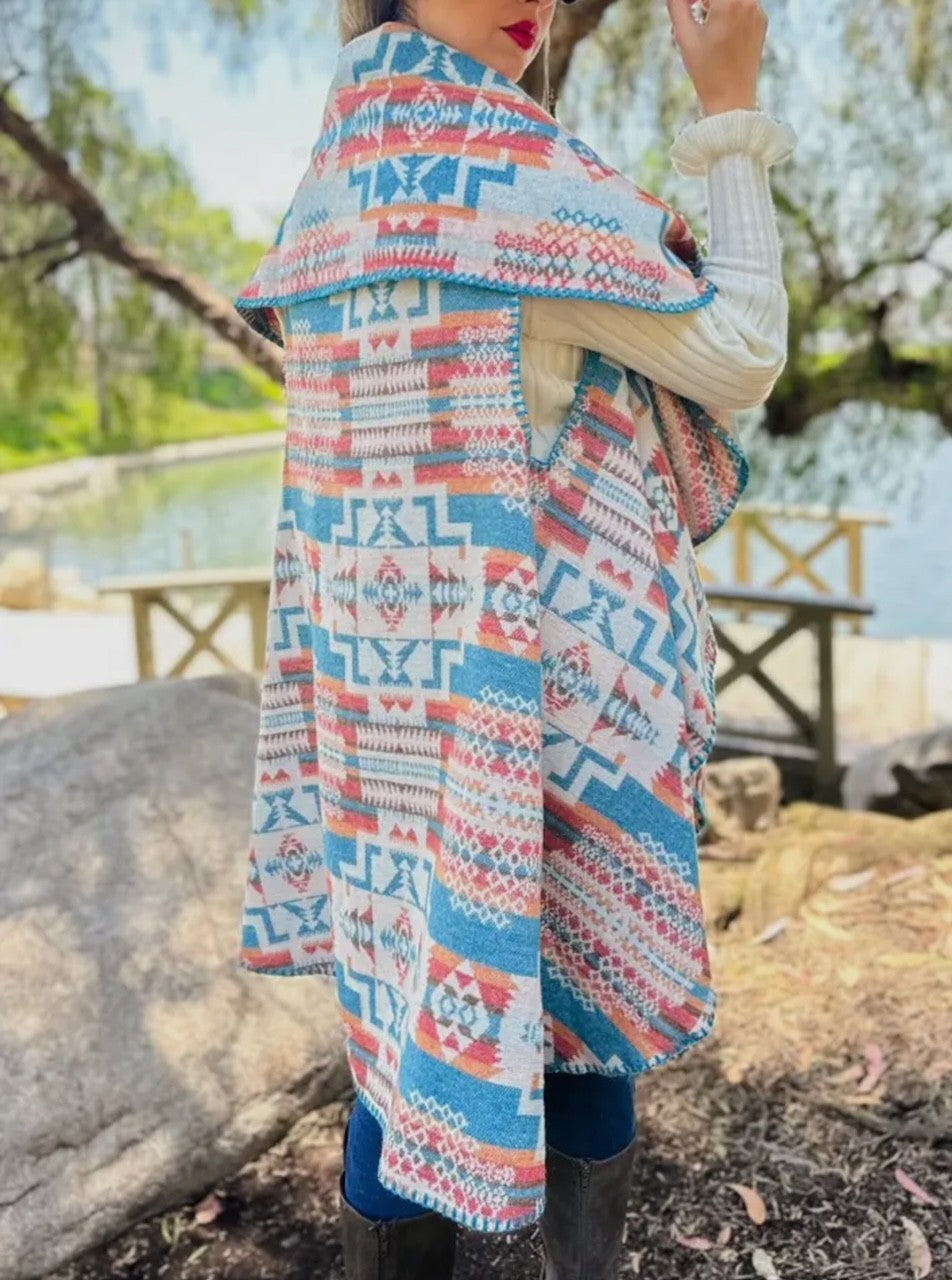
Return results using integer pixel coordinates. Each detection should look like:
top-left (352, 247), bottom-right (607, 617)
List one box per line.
top-left (236, 268), bottom-right (718, 323)
top-left (527, 345), bottom-right (603, 475)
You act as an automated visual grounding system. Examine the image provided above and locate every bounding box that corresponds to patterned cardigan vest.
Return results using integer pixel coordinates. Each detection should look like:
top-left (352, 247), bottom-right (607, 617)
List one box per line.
top-left (234, 22), bottom-right (750, 1233)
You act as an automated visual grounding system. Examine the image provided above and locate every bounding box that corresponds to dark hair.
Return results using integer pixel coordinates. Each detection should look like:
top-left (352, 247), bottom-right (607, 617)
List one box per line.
top-left (337, 0), bottom-right (553, 112)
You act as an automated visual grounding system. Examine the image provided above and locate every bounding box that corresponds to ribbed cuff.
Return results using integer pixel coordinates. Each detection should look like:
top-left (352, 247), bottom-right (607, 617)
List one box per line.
top-left (669, 109), bottom-right (798, 177)
top-left (707, 151), bottom-right (784, 276)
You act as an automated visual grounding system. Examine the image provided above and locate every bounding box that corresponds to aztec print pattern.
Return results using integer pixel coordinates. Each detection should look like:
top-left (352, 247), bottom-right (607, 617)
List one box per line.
top-left (237, 21), bottom-right (747, 548)
top-left (235, 22), bottom-right (749, 1233)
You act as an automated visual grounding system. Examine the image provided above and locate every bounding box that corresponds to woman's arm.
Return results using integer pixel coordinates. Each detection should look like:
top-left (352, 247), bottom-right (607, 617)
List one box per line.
top-left (522, 109), bottom-right (798, 414)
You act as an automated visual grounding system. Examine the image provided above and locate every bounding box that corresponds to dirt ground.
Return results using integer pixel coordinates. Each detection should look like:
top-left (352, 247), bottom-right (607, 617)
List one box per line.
top-left (52, 811), bottom-right (952, 1280)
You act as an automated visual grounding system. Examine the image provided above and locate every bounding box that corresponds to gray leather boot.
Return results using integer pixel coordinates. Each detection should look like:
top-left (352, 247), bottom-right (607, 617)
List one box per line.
top-left (538, 1129), bottom-right (639, 1280)
top-left (338, 1115), bottom-right (459, 1280)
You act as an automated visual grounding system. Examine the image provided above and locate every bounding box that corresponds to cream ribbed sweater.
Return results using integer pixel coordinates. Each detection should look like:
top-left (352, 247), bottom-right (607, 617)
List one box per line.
top-left (521, 108), bottom-right (799, 461)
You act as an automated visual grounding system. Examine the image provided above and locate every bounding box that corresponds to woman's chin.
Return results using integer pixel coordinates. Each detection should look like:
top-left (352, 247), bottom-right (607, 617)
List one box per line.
top-left (488, 35), bottom-right (533, 79)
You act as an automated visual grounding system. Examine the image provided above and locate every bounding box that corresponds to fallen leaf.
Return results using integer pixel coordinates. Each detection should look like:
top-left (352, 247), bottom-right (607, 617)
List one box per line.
top-left (671, 1231), bottom-right (715, 1250)
top-left (727, 1183), bottom-right (768, 1225)
top-left (843, 1090), bottom-right (886, 1106)
top-left (837, 965), bottom-right (863, 989)
top-left (193, 1192), bottom-right (224, 1226)
top-left (885, 865), bottom-right (927, 888)
top-left (902, 1217), bottom-right (932, 1278)
top-left (752, 1247), bottom-right (780, 1279)
top-left (880, 952), bottom-right (938, 969)
top-left (896, 1170), bottom-right (941, 1208)
top-left (830, 1062), bottom-right (865, 1085)
top-left (717, 1225), bottom-right (733, 1246)
top-left (160, 1213), bottom-right (186, 1247)
top-left (751, 917), bottom-right (792, 945)
top-left (828, 868), bottom-right (876, 893)
top-left (857, 1043), bottom-right (887, 1094)
top-left (801, 907), bottom-right (852, 940)
top-left (811, 896), bottom-right (851, 915)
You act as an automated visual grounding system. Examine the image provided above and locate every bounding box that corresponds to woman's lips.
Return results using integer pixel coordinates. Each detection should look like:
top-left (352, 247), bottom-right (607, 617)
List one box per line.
top-left (503, 23), bottom-right (537, 50)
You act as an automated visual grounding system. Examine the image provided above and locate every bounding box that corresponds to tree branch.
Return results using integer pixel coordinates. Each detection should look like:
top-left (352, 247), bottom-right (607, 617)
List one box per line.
top-left (37, 247), bottom-right (85, 281)
top-left (0, 231), bottom-right (77, 264)
top-left (0, 89), bottom-right (283, 384)
top-left (765, 339), bottom-right (952, 437)
top-left (0, 65), bottom-right (28, 101)
top-left (549, 0), bottom-right (622, 100)
top-left (840, 204), bottom-right (952, 292)
top-left (773, 190), bottom-right (952, 316)
top-left (772, 189), bottom-right (842, 304)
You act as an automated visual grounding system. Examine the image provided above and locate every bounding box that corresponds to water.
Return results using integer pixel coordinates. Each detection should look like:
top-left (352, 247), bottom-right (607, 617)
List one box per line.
top-left (15, 448), bottom-right (285, 582)
top-left (5, 411), bottom-right (952, 640)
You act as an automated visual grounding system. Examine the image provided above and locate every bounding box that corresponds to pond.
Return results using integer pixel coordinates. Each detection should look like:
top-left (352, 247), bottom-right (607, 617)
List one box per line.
top-left (4, 407), bottom-right (951, 641)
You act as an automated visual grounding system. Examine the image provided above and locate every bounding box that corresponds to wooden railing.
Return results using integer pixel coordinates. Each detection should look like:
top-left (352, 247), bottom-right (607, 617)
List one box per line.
top-left (698, 503), bottom-right (890, 634)
top-left (92, 568), bottom-right (875, 800)
top-left (97, 568), bottom-right (270, 678)
top-left (706, 584), bottom-right (875, 799)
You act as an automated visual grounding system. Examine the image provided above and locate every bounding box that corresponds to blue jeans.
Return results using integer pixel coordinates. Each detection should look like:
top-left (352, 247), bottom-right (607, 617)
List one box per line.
top-left (343, 1072), bottom-right (637, 1220)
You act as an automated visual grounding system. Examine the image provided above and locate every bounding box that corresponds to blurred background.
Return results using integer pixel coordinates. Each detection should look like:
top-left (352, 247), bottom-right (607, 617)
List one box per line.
top-left (1, 4), bottom-right (950, 1280)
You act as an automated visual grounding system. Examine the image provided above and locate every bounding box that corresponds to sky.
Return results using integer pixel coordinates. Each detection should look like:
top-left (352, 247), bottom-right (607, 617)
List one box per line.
top-left (100, 3), bottom-right (338, 240)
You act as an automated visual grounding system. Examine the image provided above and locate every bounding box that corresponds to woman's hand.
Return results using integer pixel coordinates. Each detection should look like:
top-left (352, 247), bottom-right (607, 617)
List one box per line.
top-left (667, 0), bottom-right (768, 117)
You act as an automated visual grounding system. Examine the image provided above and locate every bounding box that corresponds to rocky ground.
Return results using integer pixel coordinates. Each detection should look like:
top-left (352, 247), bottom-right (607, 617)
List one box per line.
top-left (50, 802), bottom-right (952, 1280)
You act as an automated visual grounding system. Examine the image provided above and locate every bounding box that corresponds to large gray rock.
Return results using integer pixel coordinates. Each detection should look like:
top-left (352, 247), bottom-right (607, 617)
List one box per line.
top-left (842, 725), bottom-right (952, 817)
top-left (0, 676), bottom-right (349, 1280)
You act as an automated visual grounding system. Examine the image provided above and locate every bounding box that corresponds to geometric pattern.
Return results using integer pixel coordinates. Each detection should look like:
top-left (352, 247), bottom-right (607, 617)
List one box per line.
top-left (234, 21), bottom-right (750, 1236)
top-left (324, 487), bottom-right (479, 688)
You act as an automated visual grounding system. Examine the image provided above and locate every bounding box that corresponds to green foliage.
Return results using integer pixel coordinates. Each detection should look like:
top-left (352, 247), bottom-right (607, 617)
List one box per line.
top-left (0, 263), bottom-right (78, 405)
top-left (0, 42), bottom-right (274, 457)
top-left (0, 395), bottom-right (90, 470)
top-left (0, 379), bottom-right (280, 472)
top-left (194, 364), bottom-right (283, 409)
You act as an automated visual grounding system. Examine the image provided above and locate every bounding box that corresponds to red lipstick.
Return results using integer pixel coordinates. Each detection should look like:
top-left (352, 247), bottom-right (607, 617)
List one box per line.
top-left (503, 21), bottom-right (538, 50)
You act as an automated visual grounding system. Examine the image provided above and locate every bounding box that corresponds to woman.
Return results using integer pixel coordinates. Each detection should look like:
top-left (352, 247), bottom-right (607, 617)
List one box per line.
top-left (234, 2), bottom-right (797, 1277)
